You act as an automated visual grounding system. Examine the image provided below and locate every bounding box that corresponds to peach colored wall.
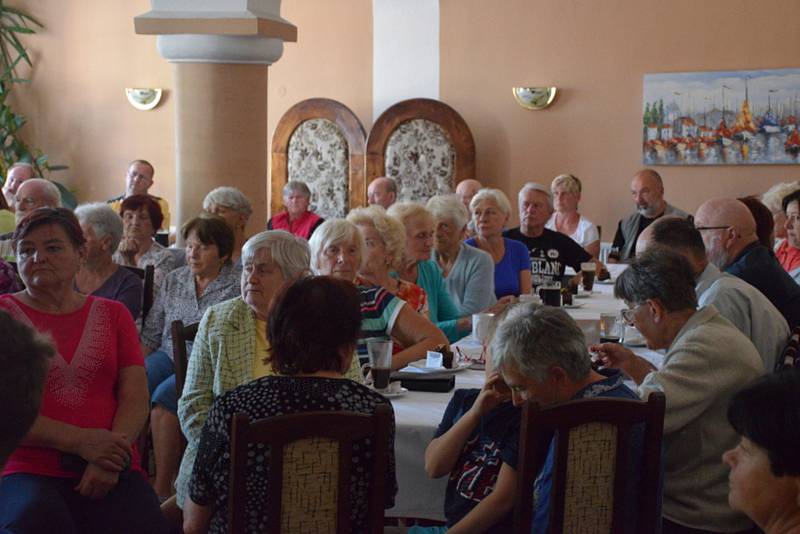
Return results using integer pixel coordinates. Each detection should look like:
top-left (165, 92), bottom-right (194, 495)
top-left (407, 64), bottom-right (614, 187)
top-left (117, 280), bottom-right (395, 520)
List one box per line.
top-left (10, 0), bottom-right (175, 208)
top-left (11, 0), bottom-right (372, 225)
top-left (440, 0), bottom-right (800, 235)
top-left (266, 0), bottom-right (373, 213)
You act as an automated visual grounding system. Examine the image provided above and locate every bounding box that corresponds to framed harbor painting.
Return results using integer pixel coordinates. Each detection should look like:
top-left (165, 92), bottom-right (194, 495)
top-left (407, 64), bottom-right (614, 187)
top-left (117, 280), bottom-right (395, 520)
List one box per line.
top-left (642, 68), bottom-right (800, 165)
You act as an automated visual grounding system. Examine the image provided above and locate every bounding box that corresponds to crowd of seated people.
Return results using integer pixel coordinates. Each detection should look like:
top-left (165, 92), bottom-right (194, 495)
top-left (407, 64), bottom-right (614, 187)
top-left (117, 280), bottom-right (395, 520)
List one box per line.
top-left (2, 159), bottom-right (800, 534)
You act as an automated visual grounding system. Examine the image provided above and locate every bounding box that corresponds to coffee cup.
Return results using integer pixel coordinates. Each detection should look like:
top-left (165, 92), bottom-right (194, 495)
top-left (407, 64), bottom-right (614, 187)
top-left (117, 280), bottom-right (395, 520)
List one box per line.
top-left (538, 280), bottom-right (561, 307)
top-left (472, 313), bottom-right (494, 343)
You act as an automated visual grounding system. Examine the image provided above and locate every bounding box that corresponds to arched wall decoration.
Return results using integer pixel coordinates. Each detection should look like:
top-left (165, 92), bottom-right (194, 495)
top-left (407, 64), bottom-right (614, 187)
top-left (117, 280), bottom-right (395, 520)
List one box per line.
top-left (366, 98), bottom-right (476, 204)
top-left (271, 98), bottom-right (367, 218)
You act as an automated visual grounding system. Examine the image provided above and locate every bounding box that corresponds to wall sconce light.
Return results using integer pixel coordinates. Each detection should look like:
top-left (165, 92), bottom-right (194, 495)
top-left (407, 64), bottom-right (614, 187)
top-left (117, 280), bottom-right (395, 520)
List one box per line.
top-left (125, 88), bottom-right (163, 111)
top-left (512, 86), bottom-right (558, 110)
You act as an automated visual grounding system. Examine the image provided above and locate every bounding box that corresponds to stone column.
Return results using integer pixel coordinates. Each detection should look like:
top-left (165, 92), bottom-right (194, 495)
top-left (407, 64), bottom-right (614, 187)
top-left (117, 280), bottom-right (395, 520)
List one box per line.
top-left (135, 1), bottom-right (296, 241)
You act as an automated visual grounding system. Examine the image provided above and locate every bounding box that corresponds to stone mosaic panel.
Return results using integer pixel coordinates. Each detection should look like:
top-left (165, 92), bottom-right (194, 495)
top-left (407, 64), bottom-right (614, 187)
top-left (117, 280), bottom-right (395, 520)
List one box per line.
top-left (384, 119), bottom-right (455, 203)
top-left (287, 118), bottom-right (350, 219)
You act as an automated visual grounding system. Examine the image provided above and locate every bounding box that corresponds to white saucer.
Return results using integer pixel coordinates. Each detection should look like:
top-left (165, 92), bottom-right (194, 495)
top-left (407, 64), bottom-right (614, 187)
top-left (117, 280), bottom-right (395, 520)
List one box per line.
top-left (561, 303), bottom-right (585, 309)
top-left (378, 386), bottom-right (408, 398)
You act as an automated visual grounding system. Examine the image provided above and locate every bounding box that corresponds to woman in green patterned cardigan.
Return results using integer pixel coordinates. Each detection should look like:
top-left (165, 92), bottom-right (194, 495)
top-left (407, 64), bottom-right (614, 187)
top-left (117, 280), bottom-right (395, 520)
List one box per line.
top-left (174, 230), bottom-right (364, 509)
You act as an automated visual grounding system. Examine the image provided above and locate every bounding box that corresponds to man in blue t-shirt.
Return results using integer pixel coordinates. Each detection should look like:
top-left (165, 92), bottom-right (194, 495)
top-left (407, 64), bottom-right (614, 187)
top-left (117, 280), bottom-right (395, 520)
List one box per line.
top-left (417, 304), bottom-right (639, 534)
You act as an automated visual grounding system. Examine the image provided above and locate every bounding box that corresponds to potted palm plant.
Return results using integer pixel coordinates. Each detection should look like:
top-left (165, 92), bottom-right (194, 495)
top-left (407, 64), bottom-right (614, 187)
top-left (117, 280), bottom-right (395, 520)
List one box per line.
top-left (0, 3), bottom-right (74, 207)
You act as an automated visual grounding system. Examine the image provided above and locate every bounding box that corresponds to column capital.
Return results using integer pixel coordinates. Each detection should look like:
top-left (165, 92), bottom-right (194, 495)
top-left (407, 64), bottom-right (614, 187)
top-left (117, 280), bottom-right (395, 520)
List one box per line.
top-left (135, 0), bottom-right (296, 64)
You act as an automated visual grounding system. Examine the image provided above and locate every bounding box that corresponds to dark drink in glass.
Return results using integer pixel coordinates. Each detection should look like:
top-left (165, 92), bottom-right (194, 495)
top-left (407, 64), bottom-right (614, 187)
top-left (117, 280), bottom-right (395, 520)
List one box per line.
top-left (600, 335), bottom-right (621, 344)
top-left (540, 287), bottom-right (561, 306)
top-left (372, 368), bottom-right (391, 390)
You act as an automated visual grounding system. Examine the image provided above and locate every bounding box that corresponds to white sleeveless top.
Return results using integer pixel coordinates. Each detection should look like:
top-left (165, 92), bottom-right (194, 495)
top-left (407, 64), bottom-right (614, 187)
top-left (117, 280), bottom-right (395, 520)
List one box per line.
top-left (545, 214), bottom-right (600, 247)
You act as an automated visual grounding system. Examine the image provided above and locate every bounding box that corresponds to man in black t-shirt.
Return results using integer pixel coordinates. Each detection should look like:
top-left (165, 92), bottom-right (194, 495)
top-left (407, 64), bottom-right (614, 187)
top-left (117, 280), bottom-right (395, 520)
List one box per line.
top-left (503, 182), bottom-right (591, 287)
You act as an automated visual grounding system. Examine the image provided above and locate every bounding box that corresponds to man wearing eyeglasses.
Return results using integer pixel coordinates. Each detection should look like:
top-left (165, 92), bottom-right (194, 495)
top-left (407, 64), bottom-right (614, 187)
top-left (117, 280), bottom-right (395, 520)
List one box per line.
top-left (694, 197), bottom-right (800, 328)
top-left (0, 179), bottom-right (63, 260)
top-left (636, 216), bottom-right (789, 371)
top-left (593, 248), bottom-right (764, 534)
top-left (609, 169), bottom-right (689, 262)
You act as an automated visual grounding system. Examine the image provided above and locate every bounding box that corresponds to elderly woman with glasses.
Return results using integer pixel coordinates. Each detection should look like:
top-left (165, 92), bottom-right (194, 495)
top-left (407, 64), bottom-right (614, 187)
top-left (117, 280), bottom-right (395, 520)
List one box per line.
top-left (75, 203), bottom-right (143, 320)
top-left (388, 202), bottom-right (471, 342)
top-left (267, 180), bottom-right (324, 240)
top-left (592, 248), bottom-right (764, 534)
top-left (545, 174), bottom-right (601, 258)
top-left (309, 219), bottom-right (447, 369)
top-left (202, 186), bottom-right (252, 267)
top-left (427, 194), bottom-right (497, 315)
top-left (466, 189), bottom-right (532, 300)
top-left (114, 194), bottom-right (177, 293)
top-left (141, 215), bottom-right (241, 500)
top-left (175, 230), bottom-right (363, 511)
top-left (723, 370), bottom-right (800, 534)
top-left (0, 208), bottom-right (167, 533)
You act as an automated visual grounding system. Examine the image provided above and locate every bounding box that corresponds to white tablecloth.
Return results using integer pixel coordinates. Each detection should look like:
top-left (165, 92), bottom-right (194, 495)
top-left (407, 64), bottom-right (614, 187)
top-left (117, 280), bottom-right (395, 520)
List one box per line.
top-left (387, 263), bottom-right (663, 519)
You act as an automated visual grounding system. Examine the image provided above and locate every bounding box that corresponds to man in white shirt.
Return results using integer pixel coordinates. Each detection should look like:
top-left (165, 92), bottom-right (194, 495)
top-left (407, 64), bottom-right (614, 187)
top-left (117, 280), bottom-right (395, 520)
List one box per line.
top-left (637, 216), bottom-right (788, 372)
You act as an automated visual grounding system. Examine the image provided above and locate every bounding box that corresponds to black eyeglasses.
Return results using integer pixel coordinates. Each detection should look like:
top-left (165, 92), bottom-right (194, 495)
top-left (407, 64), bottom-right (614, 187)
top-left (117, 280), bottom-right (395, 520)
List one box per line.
top-left (695, 225), bottom-right (730, 231)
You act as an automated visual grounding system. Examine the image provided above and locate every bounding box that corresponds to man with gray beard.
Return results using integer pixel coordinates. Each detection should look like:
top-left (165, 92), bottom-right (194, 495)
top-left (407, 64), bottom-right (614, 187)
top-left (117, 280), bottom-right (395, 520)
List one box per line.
top-left (610, 169), bottom-right (690, 261)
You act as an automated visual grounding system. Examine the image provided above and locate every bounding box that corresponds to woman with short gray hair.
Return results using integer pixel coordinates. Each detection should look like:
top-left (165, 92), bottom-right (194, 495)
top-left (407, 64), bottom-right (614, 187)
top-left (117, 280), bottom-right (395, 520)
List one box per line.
top-left (545, 174), bottom-right (600, 257)
top-left (176, 229), bottom-right (359, 509)
top-left (75, 202), bottom-right (143, 319)
top-left (466, 189), bottom-right (532, 299)
top-left (308, 218), bottom-right (448, 370)
top-left (203, 186), bottom-right (253, 265)
top-left (266, 180), bottom-right (324, 240)
top-left (428, 194), bottom-right (496, 315)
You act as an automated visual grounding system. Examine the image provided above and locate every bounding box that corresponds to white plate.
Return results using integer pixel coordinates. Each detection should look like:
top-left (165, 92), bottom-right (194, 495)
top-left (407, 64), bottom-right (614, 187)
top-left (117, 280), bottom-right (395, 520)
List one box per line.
top-left (561, 303), bottom-right (585, 309)
top-left (403, 359), bottom-right (472, 374)
top-left (596, 278), bottom-right (614, 285)
top-left (574, 291), bottom-right (599, 299)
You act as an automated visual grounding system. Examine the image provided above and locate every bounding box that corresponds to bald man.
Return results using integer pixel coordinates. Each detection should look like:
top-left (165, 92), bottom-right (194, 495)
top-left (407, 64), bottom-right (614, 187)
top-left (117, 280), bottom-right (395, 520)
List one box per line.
top-left (2, 163), bottom-right (36, 210)
top-left (367, 176), bottom-right (398, 209)
top-left (695, 197), bottom-right (800, 328)
top-left (638, 216), bottom-right (789, 370)
top-left (610, 169), bottom-right (689, 261)
top-left (455, 179), bottom-right (482, 210)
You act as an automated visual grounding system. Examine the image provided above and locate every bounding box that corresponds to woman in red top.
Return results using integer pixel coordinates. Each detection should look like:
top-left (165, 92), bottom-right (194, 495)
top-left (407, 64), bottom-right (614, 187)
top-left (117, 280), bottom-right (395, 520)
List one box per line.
top-left (266, 181), bottom-right (325, 240)
top-left (0, 208), bottom-right (166, 534)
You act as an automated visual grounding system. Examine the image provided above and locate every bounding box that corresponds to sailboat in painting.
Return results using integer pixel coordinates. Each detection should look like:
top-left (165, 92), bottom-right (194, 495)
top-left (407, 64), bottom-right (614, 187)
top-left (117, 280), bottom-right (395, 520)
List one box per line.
top-left (643, 68), bottom-right (800, 165)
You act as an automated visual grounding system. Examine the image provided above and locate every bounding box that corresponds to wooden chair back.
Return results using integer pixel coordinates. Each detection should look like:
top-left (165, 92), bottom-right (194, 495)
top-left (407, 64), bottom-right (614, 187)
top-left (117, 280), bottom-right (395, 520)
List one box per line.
top-left (171, 319), bottom-right (199, 398)
top-left (228, 405), bottom-right (392, 534)
top-left (271, 98), bottom-right (367, 218)
top-left (122, 264), bottom-right (155, 321)
top-left (366, 98), bottom-right (476, 203)
top-left (513, 392), bottom-right (666, 534)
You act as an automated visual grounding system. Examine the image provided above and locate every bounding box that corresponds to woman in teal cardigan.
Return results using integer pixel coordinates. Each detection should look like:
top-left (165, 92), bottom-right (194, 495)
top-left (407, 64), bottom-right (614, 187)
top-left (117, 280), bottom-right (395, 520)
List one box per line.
top-left (388, 202), bottom-right (471, 342)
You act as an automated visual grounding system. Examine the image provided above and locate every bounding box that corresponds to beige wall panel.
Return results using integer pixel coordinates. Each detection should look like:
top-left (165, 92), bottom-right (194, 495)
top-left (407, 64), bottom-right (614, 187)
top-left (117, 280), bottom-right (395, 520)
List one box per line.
top-left (9, 0), bottom-right (175, 211)
top-left (440, 0), bottom-right (800, 234)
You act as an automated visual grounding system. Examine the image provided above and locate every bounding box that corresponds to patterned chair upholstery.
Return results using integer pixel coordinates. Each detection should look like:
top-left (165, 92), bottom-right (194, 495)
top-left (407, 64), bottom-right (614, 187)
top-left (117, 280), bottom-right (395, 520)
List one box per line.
top-left (271, 98), bottom-right (367, 219)
top-left (367, 98), bottom-right (476, 205)
top-left (513, 393), bottom-right (666, 534)
top-left (384, 119), bottom-right (456, 202)
top-left (287, 118), bottom-right (350, 219)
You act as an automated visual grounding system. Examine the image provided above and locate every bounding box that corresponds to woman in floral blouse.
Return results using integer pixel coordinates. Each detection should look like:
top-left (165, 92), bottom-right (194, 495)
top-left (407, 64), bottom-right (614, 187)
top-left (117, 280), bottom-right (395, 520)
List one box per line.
top-left (141, 214), bottom-right (240, 500)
